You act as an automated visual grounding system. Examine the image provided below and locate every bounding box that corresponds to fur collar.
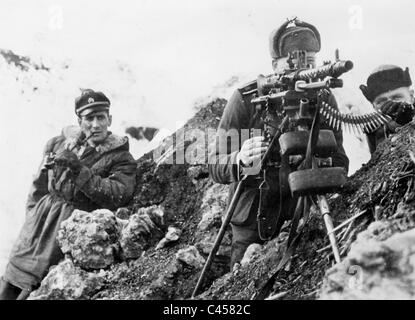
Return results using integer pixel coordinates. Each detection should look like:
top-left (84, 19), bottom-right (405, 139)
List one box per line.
top-left (62, 125), bottom-right (129, 154)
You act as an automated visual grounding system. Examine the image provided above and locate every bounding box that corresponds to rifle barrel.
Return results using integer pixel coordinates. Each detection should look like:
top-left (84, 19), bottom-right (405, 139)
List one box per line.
top-left (296, 60), bottom-right (353, 81)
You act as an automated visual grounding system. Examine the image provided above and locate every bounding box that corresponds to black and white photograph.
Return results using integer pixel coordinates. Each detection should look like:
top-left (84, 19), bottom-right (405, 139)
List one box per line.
top-left (0, 0), bottom-right (414, 308)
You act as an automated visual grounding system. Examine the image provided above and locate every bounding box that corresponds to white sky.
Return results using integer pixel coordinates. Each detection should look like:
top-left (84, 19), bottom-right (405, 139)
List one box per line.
top-left (1, 0), bottom-right (415, 272)
top-left (1, 0), bottom-right (415, 126)
top-left (1, 0), bottom-right (414, 66)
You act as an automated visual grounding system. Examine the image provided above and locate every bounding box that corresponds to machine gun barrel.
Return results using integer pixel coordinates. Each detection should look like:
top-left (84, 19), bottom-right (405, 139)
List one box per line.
top-left (295, 60), bottom-right (353, 81)
top-left (253, 59), bottom-right (354, 100)
top-left (251, 78), bottom-right (344, 104)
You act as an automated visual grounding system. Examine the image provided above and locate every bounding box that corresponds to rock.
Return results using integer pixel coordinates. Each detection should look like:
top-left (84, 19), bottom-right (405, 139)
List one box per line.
top-left (391, 135), bottom-right (399, 143)
top-left (28, 259), bottom-right (105, 300)
top-left (197, 210), bottom-right (222, 232)
top-left (385, 228), bottom-right (415, 252)
top-left (374, 205), bottom-right (382, 220)
top-left (156, 226), bottom-right (182, 250)
top-left (232, 262), bottom-right (241, 273)
top-left (176, 246), bottom-right (206, 269)
top-left (195, 230), bottom-right (232, 258)
top-left (240, 244), bottom-right (262, 266)
top-left (357, 220), bottom-right (394, 242)
top-left (138, 261), bottom-right (183, 300)
top-left (116, 218), bottom-right (129, 229)
top-left (115, 207), bottom-right (131, 220)
top-left (347, 239), bottom-right (391, 270)
top-left (57, 209), bottom-right (120, 270)
top-left (320, 223), bottom-right (415, 299)
top-left (393, 201), bottom-right (414, 219)
top-left (104, 262), bottom-right (131, 282)
top-left (187, 166), bottom-right (209, 184)
top-left (137, 205), bottom-right (165, 228)
top-left (197, 184), bottom-right (228, 233)
top-left (383, 228), bottom-right (415, 274)
top-left (120, 206), bottom-right (164, 259)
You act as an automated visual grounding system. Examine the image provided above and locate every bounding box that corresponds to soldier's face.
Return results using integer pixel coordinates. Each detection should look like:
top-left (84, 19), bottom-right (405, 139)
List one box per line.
top-left (272, 51), bottom-right (317, 73)
top-left (78, 111), bottom-right (112, 145)
top-left (373, 87), bottom-right (414, 110)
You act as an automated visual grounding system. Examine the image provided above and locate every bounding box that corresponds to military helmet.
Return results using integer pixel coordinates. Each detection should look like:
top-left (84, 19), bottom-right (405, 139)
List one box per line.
top-left (269, 18), bottom-right (321, 59)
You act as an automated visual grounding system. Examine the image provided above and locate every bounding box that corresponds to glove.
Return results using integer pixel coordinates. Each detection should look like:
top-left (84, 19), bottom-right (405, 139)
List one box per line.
top-left (379, 100), bottom-right (415, 125)
top-left (54, 149), bottom-right (82, 174)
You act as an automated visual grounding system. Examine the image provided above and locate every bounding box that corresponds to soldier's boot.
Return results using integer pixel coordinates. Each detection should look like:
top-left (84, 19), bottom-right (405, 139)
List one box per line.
top-left (0, 278), bottom-right (22, 300)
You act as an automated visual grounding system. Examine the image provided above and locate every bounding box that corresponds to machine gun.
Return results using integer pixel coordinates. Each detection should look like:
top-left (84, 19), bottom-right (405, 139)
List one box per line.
top-left (248, 51), bottom-right (389, 241)
top-left (250, 51), bottom-right (390, 135)
top-left (192, 50), bottom-right (390, 299)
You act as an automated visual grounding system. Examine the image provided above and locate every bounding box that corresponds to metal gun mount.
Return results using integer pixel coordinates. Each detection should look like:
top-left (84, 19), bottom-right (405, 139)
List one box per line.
top-left (251, 77), bottom-right (344, 105)
top-left (250, 58), bottom-right (390, 134)
top-left (247, 54), bottom-right (358, 297)
top-left (254, 59), bottom-right (354, 96)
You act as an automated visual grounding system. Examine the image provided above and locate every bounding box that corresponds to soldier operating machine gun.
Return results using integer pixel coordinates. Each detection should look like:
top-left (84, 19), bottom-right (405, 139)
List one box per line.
top-left (193, 47), bottom-right (391, 298)
top-left (193, 18), bottom-right (393, 299)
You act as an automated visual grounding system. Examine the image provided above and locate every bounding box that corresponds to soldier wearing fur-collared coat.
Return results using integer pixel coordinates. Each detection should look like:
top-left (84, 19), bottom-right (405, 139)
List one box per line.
top-left (0, 90), bottom-right (137, 299)
top-left (360, 65), bottom-right (415, 154)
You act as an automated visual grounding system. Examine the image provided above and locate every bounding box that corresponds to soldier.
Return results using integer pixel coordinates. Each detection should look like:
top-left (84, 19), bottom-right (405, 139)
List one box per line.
top-left (360, 65), bottom-right (415, 154)
top-left (208, 19), bottom-right (349, 268)
top-left (0, 89), bottom-right (137, 299)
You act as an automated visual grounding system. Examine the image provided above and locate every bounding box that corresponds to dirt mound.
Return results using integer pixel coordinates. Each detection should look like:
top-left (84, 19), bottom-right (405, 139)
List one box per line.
top-left (200, 121), bottom-right (415, 300)
top-left (321, 219), bottom-right (415, 299)
top-left (29, 97), bottom-right (415, 300)
top-left (92, 98), bottom-right (230, 300)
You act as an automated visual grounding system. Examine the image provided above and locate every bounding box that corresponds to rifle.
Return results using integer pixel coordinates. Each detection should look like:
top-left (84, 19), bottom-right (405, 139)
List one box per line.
top-left (192, 50), bottom-right (389, 299)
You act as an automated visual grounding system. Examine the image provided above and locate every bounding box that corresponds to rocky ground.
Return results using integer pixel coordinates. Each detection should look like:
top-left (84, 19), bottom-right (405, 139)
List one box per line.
top-left (28, 96), bottom-right (415, 300)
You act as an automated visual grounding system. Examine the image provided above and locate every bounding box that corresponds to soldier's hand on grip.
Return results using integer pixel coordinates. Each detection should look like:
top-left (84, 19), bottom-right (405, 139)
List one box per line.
top-left (379, 100), bottom-right (415, 125)
top-left (237, 136), bottom-right (269, 166)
